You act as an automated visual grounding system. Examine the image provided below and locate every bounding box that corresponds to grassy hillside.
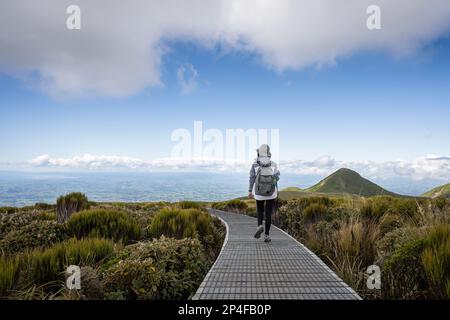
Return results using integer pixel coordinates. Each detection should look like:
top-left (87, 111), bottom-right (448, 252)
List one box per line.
top-left (305, 168), bottom-right (397, 197)
top-left (278, 190), bottom-right (361, 200)
top-left (422, 183), bottom-right (450, 198)
top-left (281, 187), bottom-right (303, 192)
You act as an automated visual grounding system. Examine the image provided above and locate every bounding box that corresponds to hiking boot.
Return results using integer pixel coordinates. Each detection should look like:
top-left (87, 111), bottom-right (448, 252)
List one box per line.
top-left (254, 225), bottom-right (264, 239)
top-left (264, 234), bottom-right (271, 243)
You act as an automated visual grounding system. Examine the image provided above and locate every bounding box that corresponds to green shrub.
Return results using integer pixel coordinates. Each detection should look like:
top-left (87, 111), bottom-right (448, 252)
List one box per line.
top-left (178, 201), bottom-right (202, 210)
top-left (67, 209), bottom-right (141, 243)
top-left (0, 211), bottom-right (36, 238)
top-left (0, 255), bottom-right (19, 296)
top-left (246, 207), bottom-right (257, 217)
top-left (103, 237), bottom-right (208, 300)
top-left (112, 203), bottom-right (166, 235)
top-left (379, 213), bottom-right (402, 236)
top-left (332, 218), bottom-right (379, 267)
top-left (278, 200), bottom-right (306, 239)
top-left (432, 197), bottom-right (447, 211)
top-left (36, 211), bottom-right (57, 221)
top-left (421, 224), bottom-right (450, 299)
top-left (377, 227), bottom-right (423, 259)
top-left (34, 203), bottom-right (55, 211)
top-left (56, 192), bottom-right (90, 223)
top-left (0, 220), bottom-right (68, 255)
top-left (212, 199), bottom-right (248, 213)
top-left (79, 266), bottom-right (105, 300)
top-left (361, 196), bottom-right (418, 222)
top-left (23, 238), bottom-right (114, 286)
top-left (149, 208), bottom-right (224, 260)
top-left (383, 238), bottom-right (428, 299)
top-left (0, 207), bottom-right (19, 214)
top-left (379, 224), bottom-right (450, 299)
top-left (296, 197), bottom-right (333, 208)
top-left (109, 202), bottom-right (169, 212)
top-left (360, 199), bottom-right (388, 221)
top-left (303, 203), bottom-right (328, 223)
top-left (150, 208), bottom-right (206, 239)
top-left (274, 195), bottom-right (450, 300)
top-left (278, 197), bottom-right (336, 238)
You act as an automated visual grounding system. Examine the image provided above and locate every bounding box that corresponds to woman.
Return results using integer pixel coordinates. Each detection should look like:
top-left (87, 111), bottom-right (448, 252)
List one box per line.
top-left (248, 144), bottom-right (280, 243)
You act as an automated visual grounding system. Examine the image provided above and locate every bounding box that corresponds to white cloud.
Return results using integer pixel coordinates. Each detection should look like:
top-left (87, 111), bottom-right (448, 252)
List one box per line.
top-left (1, 0), bottom-right (450, 97)
top-left (29, 154), bottom-right (52, 166)
top-left (27, 153), bottom-right (248, 172)
top-left (282, 155), bottom-right (450, 181)
top-left (28, 154), bottom-right (450, 181)
top-left (29, 154), bottom-right (147, 169)
top-left (177, 64), bottom-right (198, 94)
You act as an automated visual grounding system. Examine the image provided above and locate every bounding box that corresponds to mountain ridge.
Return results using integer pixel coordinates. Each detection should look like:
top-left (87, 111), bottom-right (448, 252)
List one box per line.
top-left (422, 183), bottom-right (450, 198)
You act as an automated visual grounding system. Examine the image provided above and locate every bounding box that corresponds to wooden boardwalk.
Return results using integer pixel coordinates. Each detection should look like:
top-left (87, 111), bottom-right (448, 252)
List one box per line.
top-left (193, 209), bottom-right (361, 300)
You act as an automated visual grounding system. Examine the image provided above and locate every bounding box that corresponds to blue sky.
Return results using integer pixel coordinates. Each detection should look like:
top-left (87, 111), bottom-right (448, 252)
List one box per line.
top-left (0, 1), bottom-right (449, 182)
top-left (1, 38), bottom-right (450, 163)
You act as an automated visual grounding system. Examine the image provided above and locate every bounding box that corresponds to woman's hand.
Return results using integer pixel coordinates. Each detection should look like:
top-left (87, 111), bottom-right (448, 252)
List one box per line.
top-left (248, 192), bottom-right (254, 199)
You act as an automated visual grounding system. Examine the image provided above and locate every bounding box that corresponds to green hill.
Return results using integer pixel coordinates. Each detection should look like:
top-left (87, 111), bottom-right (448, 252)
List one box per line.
top-left (304, 168), bottom-right (397, 197)
top-left (422, 183), bottom-right (450, 198)
top-left (277, 190), bottom-right (361, 200)
top-left (281, 187), bottom-right (303, 192)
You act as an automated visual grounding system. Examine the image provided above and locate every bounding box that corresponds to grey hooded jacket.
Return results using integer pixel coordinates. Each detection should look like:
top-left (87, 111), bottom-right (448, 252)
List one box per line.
top-left (248, 144), bottom-right (280, 201)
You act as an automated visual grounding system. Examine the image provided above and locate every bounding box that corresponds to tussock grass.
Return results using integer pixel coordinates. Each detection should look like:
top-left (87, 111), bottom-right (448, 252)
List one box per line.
top-left (276, 195), bottom-right (450, 299)
top-left (0, 255), bottom-right (19, 296)
top-left (23, 238), bottom-right (114, 286)
top-left (56, 192), bottom-right (90, 223)
top-left (149, 207), bottom-right (225, 261)
top-left (150, 208), bottom-right (212, 239)
top-left (212, 199), bottom-right (249, 213)
top-left (67, 209), bottom-right (141, 243)
top-left (177, 201), bottom-right (202, 210)
top-left (421, 224), bottom-right (450, 299)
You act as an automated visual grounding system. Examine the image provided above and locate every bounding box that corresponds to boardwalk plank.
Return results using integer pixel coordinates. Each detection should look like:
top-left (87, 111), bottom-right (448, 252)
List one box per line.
top-left (192, 209), bottom-right (362, 300)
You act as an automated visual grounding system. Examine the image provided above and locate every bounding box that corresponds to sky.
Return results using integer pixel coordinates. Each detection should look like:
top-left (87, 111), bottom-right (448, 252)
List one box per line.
top-left (0, 0), bottom-right (449, 182)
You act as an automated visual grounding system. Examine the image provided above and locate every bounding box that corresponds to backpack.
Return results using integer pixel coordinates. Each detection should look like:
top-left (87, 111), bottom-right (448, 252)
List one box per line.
top-left (255, 159), bottom-right (276, 196)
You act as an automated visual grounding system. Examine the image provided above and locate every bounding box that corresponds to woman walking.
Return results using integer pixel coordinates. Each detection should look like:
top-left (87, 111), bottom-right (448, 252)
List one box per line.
top-left (248, 144), bottom-right (280, 243)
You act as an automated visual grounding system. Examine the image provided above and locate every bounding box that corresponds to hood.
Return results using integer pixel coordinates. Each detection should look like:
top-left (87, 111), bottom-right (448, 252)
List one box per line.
top-left (257, 144), bottom-right (271, 158)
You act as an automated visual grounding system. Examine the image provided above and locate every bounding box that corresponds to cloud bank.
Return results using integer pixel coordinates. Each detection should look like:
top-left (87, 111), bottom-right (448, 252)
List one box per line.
top-left (1, 0), bottom-right (450, 97)
top-left (28, 154), bottom-right (450, 181)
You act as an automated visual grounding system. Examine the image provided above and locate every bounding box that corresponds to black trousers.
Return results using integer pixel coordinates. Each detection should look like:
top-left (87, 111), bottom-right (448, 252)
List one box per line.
top-left (256, 199), bottom-right (275, 235)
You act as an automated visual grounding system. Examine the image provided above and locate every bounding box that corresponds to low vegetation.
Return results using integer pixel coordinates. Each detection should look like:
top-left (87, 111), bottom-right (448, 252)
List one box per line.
top-left (23, 238), bottom-right (115, 287)
top-left (56, 192), bottom-right (90, 223)
top-left (212, 199), bottom-right (252, 215)
top-left (0, 196), bottom-right (225, 300)
top-left (276, 195), bottom-right (450, 299)
top-left (211, 193), bottom-right (450, 299)
top-left (149, 207), bottom-right (225, 260)
top-left (3, 186), bottom-right (448, 300)
top-left (0, 255), bottom-right (19, 296)
top-left (67, 209), bottom-right (141, 243)
top-left (103, 237), bottom-right (208, 299)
